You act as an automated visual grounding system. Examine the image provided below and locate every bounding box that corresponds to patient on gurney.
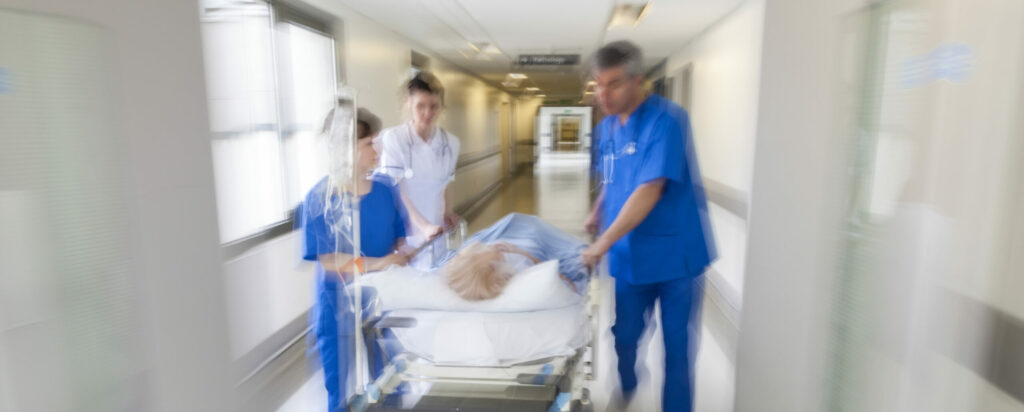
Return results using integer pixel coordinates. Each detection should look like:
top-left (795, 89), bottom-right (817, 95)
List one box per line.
top-left (361, 214), bottom-right (593, 367)
top-left (359, 213), bottom-right (589, 312)
top-left (444, 241), bottom-right (578, 301)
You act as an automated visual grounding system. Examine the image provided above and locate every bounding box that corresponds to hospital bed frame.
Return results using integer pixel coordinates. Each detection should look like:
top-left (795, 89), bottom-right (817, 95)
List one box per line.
top-left (348, 222), bottom-right (599, 412)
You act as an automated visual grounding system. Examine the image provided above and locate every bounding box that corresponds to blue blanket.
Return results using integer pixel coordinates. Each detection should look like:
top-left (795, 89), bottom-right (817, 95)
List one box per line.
top-left (434, 213), bottom-right (590, 291)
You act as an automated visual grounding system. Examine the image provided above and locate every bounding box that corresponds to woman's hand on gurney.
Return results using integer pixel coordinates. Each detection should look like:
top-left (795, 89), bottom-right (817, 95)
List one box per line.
top-left (382, 251), bottom-right (410, 268)
top-left (444, 210), bottom-right (461, 231)
top-left (363, 252), bottom-right (409, 272)
top-left (420, 223), bottom-right (444, 240)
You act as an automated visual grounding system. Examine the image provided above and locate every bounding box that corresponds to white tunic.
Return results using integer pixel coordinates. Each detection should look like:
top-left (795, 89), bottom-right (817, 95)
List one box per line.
top-left (377, 123), bottom-right (461, 265)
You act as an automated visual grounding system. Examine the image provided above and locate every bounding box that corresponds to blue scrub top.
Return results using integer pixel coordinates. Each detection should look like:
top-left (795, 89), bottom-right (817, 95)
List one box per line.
top-left (299, 175), bottom-right (407, 284)
top-left (597, 94), bottom-right (716, 284)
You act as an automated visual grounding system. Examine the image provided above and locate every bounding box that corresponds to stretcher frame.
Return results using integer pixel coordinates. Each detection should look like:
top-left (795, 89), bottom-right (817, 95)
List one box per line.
top-left (348, 223), bottom-right (599, 412)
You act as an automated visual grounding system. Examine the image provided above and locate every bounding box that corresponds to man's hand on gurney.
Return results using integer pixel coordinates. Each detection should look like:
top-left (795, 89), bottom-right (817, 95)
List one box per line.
top-left (581, 241), bottom-right (609, 269)
top-left (582, 179), bottom-right (666, 269)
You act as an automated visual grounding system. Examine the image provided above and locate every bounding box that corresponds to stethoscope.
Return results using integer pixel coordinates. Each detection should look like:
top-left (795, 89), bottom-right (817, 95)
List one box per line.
top-left (601, 105), bottom-right (646, 185)
top-left (383, 123), bottom-right (454, 180)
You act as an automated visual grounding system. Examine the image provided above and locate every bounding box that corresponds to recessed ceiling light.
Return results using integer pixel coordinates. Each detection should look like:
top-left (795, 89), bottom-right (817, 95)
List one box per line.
top-left (607, 2), bottom-right (650, 30)
top-left (482, 44), bottom-right (503, 55)
top-left (525, 87), bottom-right (541, 92)
top-left (503, 73), bottom-right (526, 89)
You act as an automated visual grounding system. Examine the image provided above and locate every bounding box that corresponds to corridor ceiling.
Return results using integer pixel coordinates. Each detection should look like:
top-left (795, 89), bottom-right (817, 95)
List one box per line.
top-left (341, 0), bottom-right (744, 100)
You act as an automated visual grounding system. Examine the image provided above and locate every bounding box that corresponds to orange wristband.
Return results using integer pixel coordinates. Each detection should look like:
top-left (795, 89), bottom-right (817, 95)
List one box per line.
top-left (351, 257), bottom-right (365, 273)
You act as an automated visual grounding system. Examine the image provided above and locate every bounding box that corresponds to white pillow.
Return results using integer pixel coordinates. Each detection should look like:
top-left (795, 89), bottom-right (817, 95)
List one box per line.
top-left (356, 260), bottom-right (581, 312)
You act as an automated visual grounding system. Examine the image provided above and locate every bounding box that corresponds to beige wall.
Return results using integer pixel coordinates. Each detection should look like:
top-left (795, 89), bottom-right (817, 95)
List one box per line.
top-left (514, 97), bottom-right (545, 166)
top-left (661, 0), bottom-right (765, 309)
top-left (666, 0), bottom-right (764, 194)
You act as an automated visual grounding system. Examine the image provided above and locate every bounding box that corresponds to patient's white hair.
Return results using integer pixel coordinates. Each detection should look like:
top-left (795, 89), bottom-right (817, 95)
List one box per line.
top-left (444, 242), bottom-right (515, 301)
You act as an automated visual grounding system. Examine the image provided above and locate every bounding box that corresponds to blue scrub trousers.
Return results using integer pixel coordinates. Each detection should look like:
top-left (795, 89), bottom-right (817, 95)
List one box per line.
top-left (314, 285), bottom-right (380, 412)
top-left (612, 275), bottom-right (704, 412)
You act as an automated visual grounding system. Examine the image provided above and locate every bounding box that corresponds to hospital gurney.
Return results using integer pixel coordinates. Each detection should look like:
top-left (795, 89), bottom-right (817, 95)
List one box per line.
top-left (349, 214), bottom-right (599, 412)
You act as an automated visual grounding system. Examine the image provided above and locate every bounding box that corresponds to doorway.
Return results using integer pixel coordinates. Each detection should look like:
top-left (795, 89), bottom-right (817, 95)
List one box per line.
top-left (552, 115), bottom-right (583, 152)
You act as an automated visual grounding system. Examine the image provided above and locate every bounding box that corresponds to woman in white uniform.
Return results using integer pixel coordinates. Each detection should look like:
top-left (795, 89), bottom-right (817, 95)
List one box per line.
top-left (378, 72), bottom-right (461, 267)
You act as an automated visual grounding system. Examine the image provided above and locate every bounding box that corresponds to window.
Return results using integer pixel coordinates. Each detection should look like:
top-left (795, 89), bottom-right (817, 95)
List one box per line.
top-left (199, 1), bottom-right (337, 243)
top-left (276, 23), bottom-right (337, 210)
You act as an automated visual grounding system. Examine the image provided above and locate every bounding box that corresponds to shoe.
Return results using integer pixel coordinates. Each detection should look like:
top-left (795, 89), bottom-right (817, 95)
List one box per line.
top-left (604, 390), bottom-right (635, 412)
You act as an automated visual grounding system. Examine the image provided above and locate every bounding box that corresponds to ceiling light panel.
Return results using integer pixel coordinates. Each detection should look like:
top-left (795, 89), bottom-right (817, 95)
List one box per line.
top-left (607, 2), bottom-right (650, 30)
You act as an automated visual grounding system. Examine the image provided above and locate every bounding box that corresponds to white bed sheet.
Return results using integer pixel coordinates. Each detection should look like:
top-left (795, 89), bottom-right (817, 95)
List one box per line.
top-left (386, 304), bottom-right (590, 367)
top-left (359, 260), bottom-right (582, 313)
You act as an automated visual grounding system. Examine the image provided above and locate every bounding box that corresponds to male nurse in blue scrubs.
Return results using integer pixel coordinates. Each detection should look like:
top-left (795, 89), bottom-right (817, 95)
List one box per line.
top-left (300, 108), bottom-right (409, 412)
top-left (581, 41), bottom-right (716, 412)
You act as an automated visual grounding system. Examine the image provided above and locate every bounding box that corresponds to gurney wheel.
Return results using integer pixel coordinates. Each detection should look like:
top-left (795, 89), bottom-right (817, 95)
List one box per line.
top-left (570, 399), bottom-right (593, 412)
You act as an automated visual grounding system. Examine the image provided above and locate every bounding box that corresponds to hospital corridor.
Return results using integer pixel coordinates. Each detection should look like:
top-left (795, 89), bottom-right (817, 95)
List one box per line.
top-left (3, 0), bottom-right (1024, 412)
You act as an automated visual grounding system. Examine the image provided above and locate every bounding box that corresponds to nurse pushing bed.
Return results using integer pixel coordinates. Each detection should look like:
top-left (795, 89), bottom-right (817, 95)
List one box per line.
top-left (300, 106), bottom-right (408, 412)
top-left (377, 72), bottom-right (462, 268)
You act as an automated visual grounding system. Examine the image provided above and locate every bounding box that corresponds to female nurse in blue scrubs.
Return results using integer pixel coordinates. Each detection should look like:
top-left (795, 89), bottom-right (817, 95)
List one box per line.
top-left (300, 107), bottom-right (408, 412)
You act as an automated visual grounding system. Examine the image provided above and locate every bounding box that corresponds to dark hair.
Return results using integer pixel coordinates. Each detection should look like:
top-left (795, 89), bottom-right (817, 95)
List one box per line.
top-left (592, 40), bottom-right (644, 77)
top-left (355, 107), bottom-right (381, 139)
top-left (320, 105), bottom-right (381, 139)
top-left (407, 71), bottom-right (445, 103)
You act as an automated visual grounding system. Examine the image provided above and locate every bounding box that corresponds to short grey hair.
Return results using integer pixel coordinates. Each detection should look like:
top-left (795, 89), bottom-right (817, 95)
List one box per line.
top-left (592, 40), bottom-right (644, 77)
